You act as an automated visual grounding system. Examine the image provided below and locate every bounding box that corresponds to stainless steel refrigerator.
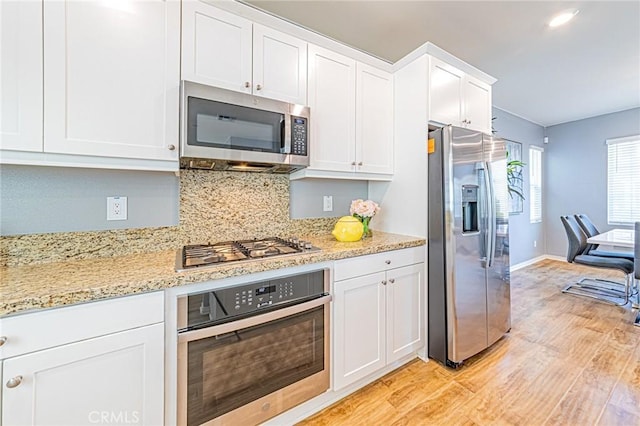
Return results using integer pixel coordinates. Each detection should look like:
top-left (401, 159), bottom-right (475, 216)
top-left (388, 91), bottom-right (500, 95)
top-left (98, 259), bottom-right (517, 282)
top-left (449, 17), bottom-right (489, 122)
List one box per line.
top-left (428, 125), bottom-right (511, 368)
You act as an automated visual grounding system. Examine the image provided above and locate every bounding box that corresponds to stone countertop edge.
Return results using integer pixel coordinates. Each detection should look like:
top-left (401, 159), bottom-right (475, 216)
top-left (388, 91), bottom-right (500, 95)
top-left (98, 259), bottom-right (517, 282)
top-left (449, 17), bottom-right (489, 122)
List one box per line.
top-left (0, 232), bottom-right (425, 317)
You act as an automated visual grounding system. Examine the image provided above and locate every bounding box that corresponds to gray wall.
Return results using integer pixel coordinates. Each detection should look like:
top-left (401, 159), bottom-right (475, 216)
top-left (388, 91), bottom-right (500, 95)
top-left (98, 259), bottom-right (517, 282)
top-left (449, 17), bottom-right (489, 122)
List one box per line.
top-left (492, 107), bottom-right (546, 266)
top-left (0, 165), bottom-right (180, 235)
top-left (290, 179), bottom-right (368, 219)
top-left (544, 107), bottom-right (640, 257)
top-left (0, 165), bottom-right (366, 236)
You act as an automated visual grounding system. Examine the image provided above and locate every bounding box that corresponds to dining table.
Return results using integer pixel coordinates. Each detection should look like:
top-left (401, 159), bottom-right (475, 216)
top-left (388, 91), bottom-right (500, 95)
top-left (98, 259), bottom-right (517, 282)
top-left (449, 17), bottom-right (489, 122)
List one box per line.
top-left (587, 228), bottom-right (635, 251)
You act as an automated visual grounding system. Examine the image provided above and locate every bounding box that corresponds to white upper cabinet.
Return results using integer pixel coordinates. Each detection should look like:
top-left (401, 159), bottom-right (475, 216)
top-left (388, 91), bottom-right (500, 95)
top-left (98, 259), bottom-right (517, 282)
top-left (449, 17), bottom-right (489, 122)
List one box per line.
top-left (292, 45), bottom-right (393, 181)
top-left (356, 63), bottom-right (394, 175)
top-left (182, 1), bottom-right (307, 105)
top-left (429, 57), bottom-right (464, 128)
top-left (307, 45), bottom-right (356, 173)
top-left (429, 56), bottom-right (492, 133)
top-left (464, 74), bottom-right (492, 134)
top-left (181, 1), bottom-right (252, 93)
top-left (1, 0), bottom-right (180, 170)
top-left (0, 1), bottom-right (43, 152)
top-left (43, 0), bottom-right (180, 162)
top-left (252, 24), bottom-right (307, 105)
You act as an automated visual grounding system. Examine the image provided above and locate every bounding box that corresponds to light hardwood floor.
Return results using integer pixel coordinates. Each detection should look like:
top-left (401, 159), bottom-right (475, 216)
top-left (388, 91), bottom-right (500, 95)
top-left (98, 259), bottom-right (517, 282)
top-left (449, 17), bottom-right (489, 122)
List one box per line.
top-left (300, 259), bottom-right (640, 426)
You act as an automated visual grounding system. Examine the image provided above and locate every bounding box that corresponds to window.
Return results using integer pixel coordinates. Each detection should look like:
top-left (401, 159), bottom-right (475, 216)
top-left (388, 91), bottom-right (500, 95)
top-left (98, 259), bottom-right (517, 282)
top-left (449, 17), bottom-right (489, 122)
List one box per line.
top-left (529, 146), bottom-right (543, 223)
top-left (607, 135), bottom-right (640, 224)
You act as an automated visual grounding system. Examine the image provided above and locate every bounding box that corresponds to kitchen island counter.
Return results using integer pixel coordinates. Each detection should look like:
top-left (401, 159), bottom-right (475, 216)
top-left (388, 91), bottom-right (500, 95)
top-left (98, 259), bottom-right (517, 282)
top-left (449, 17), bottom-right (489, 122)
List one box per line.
top-left (0, 232), bottom-right (425, 316)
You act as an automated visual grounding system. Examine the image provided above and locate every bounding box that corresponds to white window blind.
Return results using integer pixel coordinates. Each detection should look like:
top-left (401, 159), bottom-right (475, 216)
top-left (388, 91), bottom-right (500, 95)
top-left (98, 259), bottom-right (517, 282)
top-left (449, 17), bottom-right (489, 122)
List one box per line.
top-left (607, 135), bottom-right (640, 224)
top-left (529, 146), bottom-right (543, 223)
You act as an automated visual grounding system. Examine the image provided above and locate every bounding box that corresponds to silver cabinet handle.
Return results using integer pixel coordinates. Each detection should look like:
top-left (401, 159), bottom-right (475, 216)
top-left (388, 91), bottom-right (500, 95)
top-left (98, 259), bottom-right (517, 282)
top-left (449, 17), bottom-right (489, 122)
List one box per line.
top-left (385, 260), bottom-right (391, 265)
top-left (168, 144), bottom-right (176, 151)
top-left (6, 376), bottom-right (22, 389)
top-left (381, 280), bottom-right (387, 285)
top-left (389, 278), bottom-right (395, 283)
top-left (358, 161), bottom-right (363, 166)
top-left (256, 84), bottom-right (262, 91)
top-left (0, 336), bottom-right (6, 346)
top-left (244, 81), bottom-right (251, 88)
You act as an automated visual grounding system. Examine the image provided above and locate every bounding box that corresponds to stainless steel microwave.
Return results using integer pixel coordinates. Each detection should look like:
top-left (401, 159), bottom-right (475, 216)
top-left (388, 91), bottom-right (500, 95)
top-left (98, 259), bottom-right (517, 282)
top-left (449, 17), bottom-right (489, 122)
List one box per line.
top-left (180, 81), bottom-right (310, 173)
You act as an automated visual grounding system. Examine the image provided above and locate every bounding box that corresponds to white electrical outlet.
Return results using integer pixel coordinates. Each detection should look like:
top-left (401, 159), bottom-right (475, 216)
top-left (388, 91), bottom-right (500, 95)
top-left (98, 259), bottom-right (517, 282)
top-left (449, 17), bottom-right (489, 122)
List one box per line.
top-left (533, 240), bottom-right (537, 248)
top-left (323, 195), bottom-right (333, 212)
top-left (107, 196), bottom-right (127, 221)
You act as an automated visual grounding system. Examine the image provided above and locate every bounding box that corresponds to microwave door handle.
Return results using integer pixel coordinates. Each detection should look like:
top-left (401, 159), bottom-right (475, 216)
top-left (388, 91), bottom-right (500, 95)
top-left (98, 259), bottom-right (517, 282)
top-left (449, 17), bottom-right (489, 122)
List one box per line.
top-left (281, 117), bottom-right (291, 154)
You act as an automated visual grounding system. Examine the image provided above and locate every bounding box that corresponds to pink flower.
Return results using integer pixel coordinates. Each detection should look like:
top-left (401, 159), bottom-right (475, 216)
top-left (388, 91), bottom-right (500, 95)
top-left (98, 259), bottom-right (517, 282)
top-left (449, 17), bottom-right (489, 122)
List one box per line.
top-left (349, 199), bottom-right (380, 218)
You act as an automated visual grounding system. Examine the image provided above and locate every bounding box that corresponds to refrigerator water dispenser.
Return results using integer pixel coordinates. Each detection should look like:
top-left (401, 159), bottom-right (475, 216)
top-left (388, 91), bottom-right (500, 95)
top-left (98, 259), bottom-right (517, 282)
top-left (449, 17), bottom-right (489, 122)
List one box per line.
top-left (462, 185), bottom-right (479, 233)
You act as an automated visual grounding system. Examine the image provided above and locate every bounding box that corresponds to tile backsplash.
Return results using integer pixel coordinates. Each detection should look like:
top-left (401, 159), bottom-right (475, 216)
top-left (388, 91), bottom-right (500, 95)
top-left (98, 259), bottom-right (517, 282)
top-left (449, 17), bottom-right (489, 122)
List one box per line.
top-left (0, 170), bottom-right (336, 266)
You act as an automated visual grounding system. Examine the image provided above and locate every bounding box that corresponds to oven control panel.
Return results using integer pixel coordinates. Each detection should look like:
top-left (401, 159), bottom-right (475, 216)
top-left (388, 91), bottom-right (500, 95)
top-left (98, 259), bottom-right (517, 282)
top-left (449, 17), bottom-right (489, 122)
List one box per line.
top-left (184, 269), bottom-right (326, 328)
top-left (234, 279), bottom-right (297, 310)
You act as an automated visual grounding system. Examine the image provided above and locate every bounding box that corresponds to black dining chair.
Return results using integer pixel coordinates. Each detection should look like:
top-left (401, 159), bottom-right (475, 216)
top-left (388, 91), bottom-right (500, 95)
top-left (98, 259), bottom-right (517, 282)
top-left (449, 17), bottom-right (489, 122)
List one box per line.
top-left (575, 214), bottom-right (634, 261)
top-left (560, 215), bottom-right (635, 306)
top-left (634, 221), bottom-right (639, 326)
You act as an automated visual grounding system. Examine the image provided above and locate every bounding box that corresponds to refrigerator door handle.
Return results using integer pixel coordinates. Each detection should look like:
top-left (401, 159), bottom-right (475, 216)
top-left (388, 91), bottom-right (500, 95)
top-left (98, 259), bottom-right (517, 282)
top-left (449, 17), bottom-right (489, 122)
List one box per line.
top-left (485, 161), bottom-right (496, 267)
top-left (482, 162), bottom-right (495, 268)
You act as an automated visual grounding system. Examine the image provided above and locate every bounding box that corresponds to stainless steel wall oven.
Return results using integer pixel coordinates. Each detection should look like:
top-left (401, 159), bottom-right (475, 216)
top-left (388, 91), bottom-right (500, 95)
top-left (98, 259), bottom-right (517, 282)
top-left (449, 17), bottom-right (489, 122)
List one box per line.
top-left (176, 269), bottom-right (330, 425)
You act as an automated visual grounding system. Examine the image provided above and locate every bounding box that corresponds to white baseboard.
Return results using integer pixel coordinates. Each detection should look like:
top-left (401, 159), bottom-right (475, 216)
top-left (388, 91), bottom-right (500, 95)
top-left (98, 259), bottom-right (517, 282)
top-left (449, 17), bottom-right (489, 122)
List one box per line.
top-left (510, 254), bottom-right (565, 272)
top-left (544, 254), bottom-right (566, 262)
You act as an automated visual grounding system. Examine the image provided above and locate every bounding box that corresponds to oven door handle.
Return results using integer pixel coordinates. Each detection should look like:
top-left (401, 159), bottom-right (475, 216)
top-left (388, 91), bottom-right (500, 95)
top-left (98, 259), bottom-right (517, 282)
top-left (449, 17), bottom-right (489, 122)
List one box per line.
top-left (178, 294), bottom-right (332, 343)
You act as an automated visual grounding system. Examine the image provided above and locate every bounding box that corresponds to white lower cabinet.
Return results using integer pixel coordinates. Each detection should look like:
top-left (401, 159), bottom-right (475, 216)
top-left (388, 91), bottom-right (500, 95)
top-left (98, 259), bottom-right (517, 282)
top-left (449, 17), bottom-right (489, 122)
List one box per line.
top-left (333, 271), bottom-right (386, 389)
top-left (2, 324), bottom-right (164, 426)
top-left (333, 248), bottom-right (424, 391)
top-left (0, 292), bottom-right (165, 426)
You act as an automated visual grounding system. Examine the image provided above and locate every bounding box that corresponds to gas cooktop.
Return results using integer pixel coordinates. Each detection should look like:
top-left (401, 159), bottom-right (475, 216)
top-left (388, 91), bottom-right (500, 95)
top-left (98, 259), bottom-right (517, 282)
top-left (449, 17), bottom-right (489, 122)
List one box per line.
top-left (175, 237), bottom-right (320, 272)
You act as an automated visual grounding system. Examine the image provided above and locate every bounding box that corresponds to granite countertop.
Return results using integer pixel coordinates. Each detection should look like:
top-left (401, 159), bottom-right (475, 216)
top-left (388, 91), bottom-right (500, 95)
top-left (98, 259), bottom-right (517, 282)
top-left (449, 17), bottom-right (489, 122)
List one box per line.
top-left (0, 232), bottom-right (425, 317)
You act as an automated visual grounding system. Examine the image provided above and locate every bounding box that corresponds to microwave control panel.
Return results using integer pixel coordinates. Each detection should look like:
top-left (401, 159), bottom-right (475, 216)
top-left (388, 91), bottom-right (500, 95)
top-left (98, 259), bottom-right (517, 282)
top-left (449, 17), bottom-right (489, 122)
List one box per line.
top-left (291, 117), bottom-right (308, 156)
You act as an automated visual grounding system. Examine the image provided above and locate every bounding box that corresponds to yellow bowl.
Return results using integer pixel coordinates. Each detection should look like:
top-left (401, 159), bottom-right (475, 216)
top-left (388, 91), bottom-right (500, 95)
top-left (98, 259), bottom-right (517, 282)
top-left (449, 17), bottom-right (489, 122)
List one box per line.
top-left (332, 216), bottom-right (364, 242)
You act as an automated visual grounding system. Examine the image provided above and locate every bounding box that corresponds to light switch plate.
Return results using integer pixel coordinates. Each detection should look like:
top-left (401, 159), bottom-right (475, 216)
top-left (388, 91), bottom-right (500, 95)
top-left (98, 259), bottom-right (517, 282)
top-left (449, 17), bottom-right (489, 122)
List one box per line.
top-left (323, 196), bottom-right (333, 212)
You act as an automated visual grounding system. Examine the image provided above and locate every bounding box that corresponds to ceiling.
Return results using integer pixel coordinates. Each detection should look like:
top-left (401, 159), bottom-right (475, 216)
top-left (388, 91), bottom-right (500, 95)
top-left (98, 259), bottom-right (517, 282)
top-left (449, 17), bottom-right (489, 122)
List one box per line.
top-left (244, 1), bottom-right (640, 127)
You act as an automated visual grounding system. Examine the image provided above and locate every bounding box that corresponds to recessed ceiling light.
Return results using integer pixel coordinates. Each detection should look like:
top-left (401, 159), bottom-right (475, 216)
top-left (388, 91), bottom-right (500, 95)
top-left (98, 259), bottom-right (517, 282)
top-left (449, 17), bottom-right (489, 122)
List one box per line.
top-left (549, 9), bottom-right (579, 27)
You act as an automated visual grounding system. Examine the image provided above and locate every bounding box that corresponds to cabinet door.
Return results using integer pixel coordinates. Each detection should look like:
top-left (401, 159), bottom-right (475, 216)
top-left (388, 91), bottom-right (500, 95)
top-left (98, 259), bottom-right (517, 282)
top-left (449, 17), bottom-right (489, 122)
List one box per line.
top-left (307, 45), bottom-right (356, 172)
top-left (43, 0), bottom-right (180, 162)
top-left (253, 24), bottom-right (307, 105)
top-left (333, 271), bottom-right (386, 391)
top-left (0, 1), bottom-right (42, 152)
top-left (356, 63), bottom-right (393, 174)
top-left (464, 75), bottom-right (492, 133)
top-left (2, 323), bottom-right (164, 426)
top-left (386, 263), bottom-right (424, 363)
top-left (181, 0), bottom-right (252, 94)
top-left (429, 57), bottom-right (464, 127)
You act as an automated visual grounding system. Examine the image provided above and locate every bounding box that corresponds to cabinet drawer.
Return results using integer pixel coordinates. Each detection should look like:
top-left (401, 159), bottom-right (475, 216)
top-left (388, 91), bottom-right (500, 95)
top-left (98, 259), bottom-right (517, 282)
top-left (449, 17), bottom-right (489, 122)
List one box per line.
top-left (334, 246), bottom-right (425, 281)
top-left (0, 291), bottom-right (164, 360)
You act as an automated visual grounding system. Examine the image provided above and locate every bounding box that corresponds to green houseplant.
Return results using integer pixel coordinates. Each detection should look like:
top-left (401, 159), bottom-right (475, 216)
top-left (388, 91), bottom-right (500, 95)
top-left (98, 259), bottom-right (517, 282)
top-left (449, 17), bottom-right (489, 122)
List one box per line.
top-left (507, 155), bottom-right (526, 200)
top-left (493, 117), bottom-right (526, 201)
